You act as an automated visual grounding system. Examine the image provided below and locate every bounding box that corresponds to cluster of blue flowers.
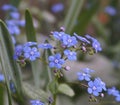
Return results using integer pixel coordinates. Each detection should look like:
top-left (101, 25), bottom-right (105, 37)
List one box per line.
top-left (14, 42), bottom-right (40, 61)
top-left (14, 27), bottom-right (102, 76)
top-left (77, 68), bottom-right (107, 98)
top-left (1, 4), bottom-right (25, 44)
top-left (12, 27), bottom-right (120, 103)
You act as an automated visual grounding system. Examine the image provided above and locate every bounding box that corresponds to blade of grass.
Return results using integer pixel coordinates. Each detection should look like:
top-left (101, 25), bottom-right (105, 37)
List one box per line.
top-left (0, 20), bottom-right (26, 105)
top-left (25, 9), bottom-right (41, 88)
top-left (64, 0), bottom-right (84, 33)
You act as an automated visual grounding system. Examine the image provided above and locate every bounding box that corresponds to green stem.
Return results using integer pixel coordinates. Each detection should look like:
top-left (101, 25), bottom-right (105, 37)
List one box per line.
top-left (52, 94), bottom-right (57, 105)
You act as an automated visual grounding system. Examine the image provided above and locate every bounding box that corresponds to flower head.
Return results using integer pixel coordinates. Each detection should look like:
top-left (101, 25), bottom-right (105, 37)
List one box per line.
top-left (51, 3), bottom-right (64, 13)
top-left (2, 4), bottom-right (17, 11)
top-left (77, 68), bottom-right (94, 81)
top-left (48, 53), bottom-right (64, 69)
top-left (107, 87), bottom-right (119, 96)
top-left (62, 34), bottom-right (78, 47)
top-left (30, 100), bottom-right (44, 105)
top-left (23, 46), bottom-right (40, 61)
top-left (87, 78), bottom-right (106, 96)
top-left (64, 49), bottom-right (77, 61)
top-left (94, 78), bottom-right (107, 91)
top-left (104, 6), bottom-right (116, 16)
top-left (52, 31), bottom-right (66, 41)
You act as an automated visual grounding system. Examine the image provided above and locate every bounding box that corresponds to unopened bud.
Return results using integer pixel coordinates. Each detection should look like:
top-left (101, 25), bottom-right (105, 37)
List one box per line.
top-left (65, 66), bottom-right (70, 71)
top-left (60, 26), bottom-right (65, 31)
top-left (100, 93), bottom-right (104, 98)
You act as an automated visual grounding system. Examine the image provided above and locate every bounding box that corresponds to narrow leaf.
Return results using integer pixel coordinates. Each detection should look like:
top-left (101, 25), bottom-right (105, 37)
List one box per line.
top-left (25, 9), bottom-right (36, 41)
top-left (58, 84), bottom-right (74, 97)
top-left (23, 82), bottom-right (50, 103)
top-left (25, 9), bottom-right (41, 88)
top-left (0, 20), bottom-right (25, 105)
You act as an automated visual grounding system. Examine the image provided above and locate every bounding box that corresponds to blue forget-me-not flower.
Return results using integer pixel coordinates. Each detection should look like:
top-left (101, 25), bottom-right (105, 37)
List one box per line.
top-left (77, 68), bottom-right (94, 81)
top-left (64, 49), bottom-right (77, 61)
top-left (51, 3), bottom-right (64, 13)
top-left (48, 53), bottom-right (64, 69)
top-left (104, 6), bottom-right (116, 16)
top-left (87, 78), bottom-right (106, 96)
top-left (23, 46), bottom-right (40, 61)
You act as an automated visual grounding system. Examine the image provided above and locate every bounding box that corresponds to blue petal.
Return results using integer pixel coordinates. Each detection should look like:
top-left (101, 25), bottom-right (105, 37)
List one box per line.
top-left (49, 56), bottom-right (55, 61)
top-left (49, 62), bottom-right (55, 68)
top-left (87, 88), bottom-right (92, 94)
top-left (93, 91), bottom-right (99, 96)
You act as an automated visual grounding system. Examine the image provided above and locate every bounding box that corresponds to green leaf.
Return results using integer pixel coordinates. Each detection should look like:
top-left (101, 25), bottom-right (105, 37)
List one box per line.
top-left (58, 84), bottom-right (74, 97)
top-left (0, 20), bottom-right (25, 105)
top-left (25, 9), bottom-right (36, 41)
top-left (48, 79), bottom-right (58, 94)
top-left (23, 82), bottom-right (50, 103)
top-left (25, 9), bottom-right (41, 88)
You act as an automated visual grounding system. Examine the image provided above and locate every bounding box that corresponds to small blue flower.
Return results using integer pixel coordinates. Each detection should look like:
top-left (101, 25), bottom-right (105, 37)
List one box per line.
top-left (104, 6), bottom-right (116, 16)
top-left (10, 12), bottom-right (20, 19)
top-left (87, 78), bottom-right (106, 96)
top-left (77, 72), bottom-right (91, 81)
top-left (82, 68), bottom-right (94, 74)
top-left (48, 53), bottom-right (64, 69)
top-left (0, 74), bottom-right (4, 82)
top-left (74, 33), bottom-right (90, 44)
top-left (52, 31), bottom-right (66, 41)
top-left (23, 46), bottom-right (40, 61)
top-left (38, 43), bottom-right (53, 49)
top-left (64, 49), bottom-right (77, 61)
top-left (107, 87), bottom-right (119, 96)
top-left (85, 34), bottom-right (102, 53)
top-left (77, 68), bottom-right (94, 81)
top-left (87, 80), bottom-right (102, 96)
top-left (2, 4), bottom-right (17, 11)
top-left (62, 34), bottom-right (78, 47)
top-left (51, 3), bottom-right (64, 13)
top-left (94, 78), bottom-right (107, 91)
top-left (30, 100), bottom-right (44, 105)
